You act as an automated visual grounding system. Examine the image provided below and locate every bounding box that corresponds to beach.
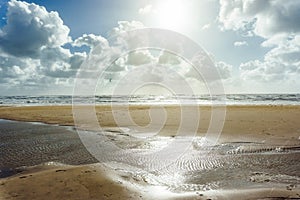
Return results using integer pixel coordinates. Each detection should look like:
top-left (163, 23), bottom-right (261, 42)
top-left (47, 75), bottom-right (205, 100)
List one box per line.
top-left (0, 105), bottom-right (300, 199)
top-left (0, 105), bottom-right (299, 144)
top-left (1, 0), bottom-right (299, 199)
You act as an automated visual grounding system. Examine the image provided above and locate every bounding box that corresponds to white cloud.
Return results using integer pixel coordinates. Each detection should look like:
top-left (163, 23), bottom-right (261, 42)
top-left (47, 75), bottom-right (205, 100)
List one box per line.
top-left (108, 21), bottom-right (146, 50)
top-left (111, 21), bottom-right (145, 36)
top-left (74, 21), bottom-right (151, 81)
top-left (69, 52), bottom-right (86, 70)
top-left (73, 21), bottom-right (151, 86)
top-left (126, 50), bottom-right (153, 66)
top-left (105, 62), bottom-right (124, 73)
top-left (219, 0), bottom-right (300, 40)
top-left (84, 32), bottom-right (231, 95)
top-left (0, 0), bottom-right (70, 58)
top-left (185, 52), bottom-right (232, 81)
top-left (234, 41), bottom-right (248, 47)
top-left (0, 1), bottom-right (234, 95)
top-left (219, 0), bottom-right (300, 86)
top-left (0, 53), bottom-right (37, 79)
top-left (215, 61), bottom-right (232, 79)
top-left (158, 51), bottom-right (181, 65)
top-left (202, 23), bottom-right (211, 30)
top-left (0, 0), bottom-right (80, 93)
top-left (240, 36), bottom-right (300, 82)
top-left (72, 34), bottom-right (109, 51)
top-left (138, 4), bottom-right (154, 15)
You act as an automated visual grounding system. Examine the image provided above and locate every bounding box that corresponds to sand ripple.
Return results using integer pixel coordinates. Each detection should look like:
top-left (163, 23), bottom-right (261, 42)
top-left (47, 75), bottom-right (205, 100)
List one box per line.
top-left (81, 131), bottom-right (300, 192)
top-left (1, 120), bottom-right (300, 192)
top-left (0, 120), bottom-right (97, 177)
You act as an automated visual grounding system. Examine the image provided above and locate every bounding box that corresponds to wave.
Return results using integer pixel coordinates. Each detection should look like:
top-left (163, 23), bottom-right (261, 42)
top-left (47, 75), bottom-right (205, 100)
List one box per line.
top-left (1, 94), bottom-right (300, 105)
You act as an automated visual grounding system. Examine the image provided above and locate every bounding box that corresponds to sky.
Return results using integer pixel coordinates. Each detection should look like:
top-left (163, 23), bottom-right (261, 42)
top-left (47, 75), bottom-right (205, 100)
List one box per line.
top-left (0, 0), bottom-right (299, 95)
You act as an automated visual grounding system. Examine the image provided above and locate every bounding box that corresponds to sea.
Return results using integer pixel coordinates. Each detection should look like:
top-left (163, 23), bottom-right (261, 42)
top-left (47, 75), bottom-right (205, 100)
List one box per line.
top-left (0, 93), bottom-right (300, 106)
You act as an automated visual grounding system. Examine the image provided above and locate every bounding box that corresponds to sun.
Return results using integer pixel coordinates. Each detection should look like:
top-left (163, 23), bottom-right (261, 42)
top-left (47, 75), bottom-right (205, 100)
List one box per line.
top-left (154, 0), bottom-right (189, 32)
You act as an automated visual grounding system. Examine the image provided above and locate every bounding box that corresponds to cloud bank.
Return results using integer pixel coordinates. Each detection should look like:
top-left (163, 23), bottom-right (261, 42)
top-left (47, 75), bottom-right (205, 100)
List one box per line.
top-left (219, 0), bottom-right (300, 86)
top-left (1, 0), bottom-right (227, 95)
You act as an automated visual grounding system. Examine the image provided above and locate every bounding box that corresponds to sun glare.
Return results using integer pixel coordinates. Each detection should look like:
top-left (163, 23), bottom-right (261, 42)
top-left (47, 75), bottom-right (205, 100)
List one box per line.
top-left (155, 0), bottom-right (189, 32)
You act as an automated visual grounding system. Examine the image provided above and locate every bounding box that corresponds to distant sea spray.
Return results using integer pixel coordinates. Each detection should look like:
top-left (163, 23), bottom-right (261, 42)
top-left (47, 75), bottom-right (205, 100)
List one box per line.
top-left (0, 94), bottom-right (300, 106)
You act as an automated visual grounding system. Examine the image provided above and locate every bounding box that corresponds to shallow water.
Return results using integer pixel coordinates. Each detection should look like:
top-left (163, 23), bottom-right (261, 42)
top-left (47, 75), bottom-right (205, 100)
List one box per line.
top-left (1, 120), bottom-right (299, 192)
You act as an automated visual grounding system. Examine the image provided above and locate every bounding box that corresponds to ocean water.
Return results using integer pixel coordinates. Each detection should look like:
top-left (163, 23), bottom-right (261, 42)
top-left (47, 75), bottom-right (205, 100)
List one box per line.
top-left (0, 94), bottom-right (300, 105)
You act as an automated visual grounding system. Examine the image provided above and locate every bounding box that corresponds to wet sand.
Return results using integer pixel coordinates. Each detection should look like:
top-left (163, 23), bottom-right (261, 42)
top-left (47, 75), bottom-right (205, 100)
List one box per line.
top-left (0, 120), bottom-right (97, 176)
top-left (0, 164), bottom-right (146, 200)
top-left (1, 163), bottom-right (299, 200)
top-left (0, 105), bottom-right (300, 199)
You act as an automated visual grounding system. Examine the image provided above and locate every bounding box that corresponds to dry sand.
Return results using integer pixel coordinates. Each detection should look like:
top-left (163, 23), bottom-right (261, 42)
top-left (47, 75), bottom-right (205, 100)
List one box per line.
top-left (0, 105), bottom-right (299, 144)
top-left (0, 105), bottom-right (300, 200)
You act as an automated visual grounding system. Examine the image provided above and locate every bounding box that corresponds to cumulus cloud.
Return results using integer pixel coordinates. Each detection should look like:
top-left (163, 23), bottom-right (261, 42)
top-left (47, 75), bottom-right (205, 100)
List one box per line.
top-left (202, 23), bottom-right (211, 30)
top-left (158, 51), bottom-right (181, 65)
top-left (0, 53), bottom-right (38, 77)
top-left (219, 0), bottom-right (300, 84)
top-left (240, 60), bottom-right (286, 81)
top-left (185, 52), bottom-right (232, 81)
top-left (138, 4), bottom-right (154, 15)
top-left (74, 21), bottom-right (150, 80)
top-left (111, 21), bottom-right (144, 36)
top-left (215, 61), bottom-right (233, 79)
top-left (0, 0), bottom-right (70, 58)
top-left (109, 21), bottom-right (148, 52)
top-left (126, 50), bottom-right (153, 66)
top-left (219, 0), bottom-right (300, 39)
top-left (240, 36), bottom-right (300, 81)
top-left (73, 21), bottom-right (153, 88)
top-left (69, 52), bottom-right (86, 70)
top-left (72, 34), bottom-right (109, 51)
top-left (85, 30), bottom-right (230, 95)
top-left (0, 0), bottom-right (84, 93)
top-left (234, 41), bottom-right (248, 47)
top-left (106, 62), bottom-right (124, 73)
top-left (0, 1), bottom-right (232, 95)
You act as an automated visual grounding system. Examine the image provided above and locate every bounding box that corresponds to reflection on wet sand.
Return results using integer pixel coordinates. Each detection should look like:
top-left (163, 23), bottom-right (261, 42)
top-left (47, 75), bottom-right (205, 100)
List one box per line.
top-left (1, 120), bottom-right (299, 194)
top-left (0, 105), bottom-right (300, 199)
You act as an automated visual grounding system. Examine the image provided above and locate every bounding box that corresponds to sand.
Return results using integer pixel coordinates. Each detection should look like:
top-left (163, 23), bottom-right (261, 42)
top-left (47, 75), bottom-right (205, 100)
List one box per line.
top-left (0, 105), bottom-right (300, 199)
top-left (0, 164), bottom-right (146, 200)
top-left (1, 164), bottom-right (299, 200)
top-left (0, 105), bottom-right (299, 144)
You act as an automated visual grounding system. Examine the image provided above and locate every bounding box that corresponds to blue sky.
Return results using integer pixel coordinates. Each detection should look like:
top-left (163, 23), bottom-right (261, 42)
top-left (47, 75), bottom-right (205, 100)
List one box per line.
top-left (0, 0), bottom-right (299, 95)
